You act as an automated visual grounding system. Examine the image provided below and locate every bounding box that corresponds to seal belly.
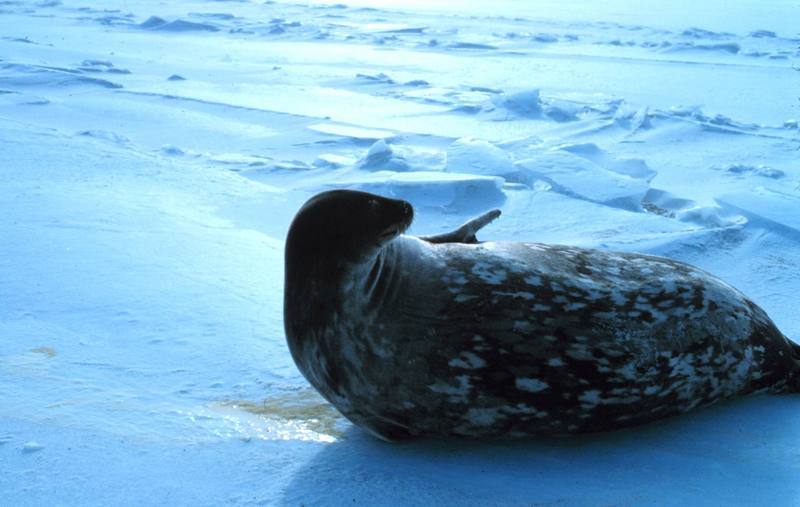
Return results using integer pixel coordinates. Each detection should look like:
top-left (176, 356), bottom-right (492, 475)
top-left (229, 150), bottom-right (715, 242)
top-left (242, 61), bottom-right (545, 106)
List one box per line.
top-left (354, 239), bottom-right (798, 437)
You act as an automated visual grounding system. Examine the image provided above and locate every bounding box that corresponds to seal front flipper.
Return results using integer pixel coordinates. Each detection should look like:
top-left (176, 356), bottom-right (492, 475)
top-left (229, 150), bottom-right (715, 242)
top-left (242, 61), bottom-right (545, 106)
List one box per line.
top-left (420, 208), bottom-right (501, 244)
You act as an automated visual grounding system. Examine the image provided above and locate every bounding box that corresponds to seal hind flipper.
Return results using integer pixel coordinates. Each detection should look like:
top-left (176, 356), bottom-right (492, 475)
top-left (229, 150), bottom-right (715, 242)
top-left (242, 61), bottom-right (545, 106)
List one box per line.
top-left (421, 208), bottom-right (501, 244)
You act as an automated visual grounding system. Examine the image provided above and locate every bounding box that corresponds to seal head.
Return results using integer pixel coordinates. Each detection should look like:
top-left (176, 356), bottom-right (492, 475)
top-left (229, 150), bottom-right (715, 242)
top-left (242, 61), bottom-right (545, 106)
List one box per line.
top-left (285, 189), bottom-right (413, 269)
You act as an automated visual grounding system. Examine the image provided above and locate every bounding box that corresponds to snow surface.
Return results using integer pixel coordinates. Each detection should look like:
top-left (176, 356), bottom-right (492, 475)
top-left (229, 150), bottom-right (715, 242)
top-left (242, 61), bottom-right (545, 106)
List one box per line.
top-left (1, 0), bottom-right (799, 505)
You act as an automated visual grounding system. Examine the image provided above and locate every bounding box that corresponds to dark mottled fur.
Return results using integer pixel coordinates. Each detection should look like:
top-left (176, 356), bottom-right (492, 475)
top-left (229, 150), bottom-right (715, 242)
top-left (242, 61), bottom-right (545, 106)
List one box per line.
top-left (284, 190), bottom-right (800, 441)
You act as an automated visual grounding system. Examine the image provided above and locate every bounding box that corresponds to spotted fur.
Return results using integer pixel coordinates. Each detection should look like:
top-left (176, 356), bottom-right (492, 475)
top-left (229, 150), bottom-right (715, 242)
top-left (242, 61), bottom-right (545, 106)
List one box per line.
top-left (284, 191), bottom-right (800, 441)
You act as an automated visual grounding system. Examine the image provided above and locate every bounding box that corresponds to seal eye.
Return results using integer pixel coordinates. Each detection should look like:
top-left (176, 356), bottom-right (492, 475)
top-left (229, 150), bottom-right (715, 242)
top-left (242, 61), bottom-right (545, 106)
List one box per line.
top-left (367, 199), bottom-right (380, 213)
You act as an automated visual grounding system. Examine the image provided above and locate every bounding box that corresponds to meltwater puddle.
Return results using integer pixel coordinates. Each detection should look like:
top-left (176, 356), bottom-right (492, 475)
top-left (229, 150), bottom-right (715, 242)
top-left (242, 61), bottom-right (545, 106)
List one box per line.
top-left (189, 389), bottom-right (347, 444)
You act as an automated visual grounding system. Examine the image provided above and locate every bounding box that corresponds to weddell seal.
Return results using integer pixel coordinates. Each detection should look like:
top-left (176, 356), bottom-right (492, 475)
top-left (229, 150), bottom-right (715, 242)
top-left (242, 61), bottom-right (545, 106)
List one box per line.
top-left (283, 189), bottom-right (800, 440)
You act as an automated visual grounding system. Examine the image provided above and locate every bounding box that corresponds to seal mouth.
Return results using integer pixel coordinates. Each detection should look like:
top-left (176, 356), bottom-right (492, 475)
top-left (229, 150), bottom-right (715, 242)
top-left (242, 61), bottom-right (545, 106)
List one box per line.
top-left (377, 217), bottom-right (412, 243)
top-left (378, 224), bottom-right (403, 241)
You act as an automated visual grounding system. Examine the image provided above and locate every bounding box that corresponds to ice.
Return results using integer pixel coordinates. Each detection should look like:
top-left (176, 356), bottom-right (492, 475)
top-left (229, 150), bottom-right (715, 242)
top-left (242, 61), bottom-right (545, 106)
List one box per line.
top-left (716, 189), bottom-right (800, 240)
top-left (330, 171), bottom-right (505, 212)
top-left (712, 163), bottom-right (785, 179)
top-left (21, 442), bottom-right (45, 453)
top-left (0, 63), bottom-right (123, 89)
top-left (140, 16), bottom-right (220, 32)
top-left (1, 0), bottom-right (799, 504)
top-left (446, 42), bottom-right (498, 50)
top-left (444, 137), bottom-right (515, 177)
top-left (560, 142), bottom-right (656, 180)
top-left (515, 149), bottom-right (651, 210)
top-left (308, 123), bottom-right (397, 140)
top-left (356, 139), bottom-right (447, 172)
top-left (357, 139), bottom-right (409, 171)
top-left (496, 88), bottom-right (544, 118)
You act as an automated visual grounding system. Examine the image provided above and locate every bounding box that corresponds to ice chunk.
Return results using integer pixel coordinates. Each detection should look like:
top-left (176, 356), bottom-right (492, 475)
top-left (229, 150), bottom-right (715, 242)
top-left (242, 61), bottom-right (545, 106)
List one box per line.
top-left (358, 139), bottom-right (410, 171)
top-left (716, 189), bottom-right (800, 239)
top-left (559, 143), bottom-right (656, 180)
top-left (712, 163), bottom-right (785, 179)
top-left (444, 137), bottom-right (515, 177)
top-left (313, 153), bottom-right (357, 169)
top-left (308, 123), bottom-right (395, 141)
top-left (496, 89), bottom-right (542, 118)
top-left (22, 442), bottom-right (44, 453)
top-left (141, 17), bottom-right (219, 32)
top-left (515, 150), bottom-right (649, 210)
top-left (330, 171), bottom-right (505, 212)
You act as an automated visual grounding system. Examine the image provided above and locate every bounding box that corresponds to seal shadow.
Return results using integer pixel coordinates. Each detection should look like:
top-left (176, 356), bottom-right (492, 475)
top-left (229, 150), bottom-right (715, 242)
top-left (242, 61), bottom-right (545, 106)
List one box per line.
top-left (279, 395), bottom-right (800, 507)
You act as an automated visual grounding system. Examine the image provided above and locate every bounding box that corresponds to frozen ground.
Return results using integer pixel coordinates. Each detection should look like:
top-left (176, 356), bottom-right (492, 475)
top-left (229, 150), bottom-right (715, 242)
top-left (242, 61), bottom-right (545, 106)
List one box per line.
top-left (1, 0), bottom-right (799, 505)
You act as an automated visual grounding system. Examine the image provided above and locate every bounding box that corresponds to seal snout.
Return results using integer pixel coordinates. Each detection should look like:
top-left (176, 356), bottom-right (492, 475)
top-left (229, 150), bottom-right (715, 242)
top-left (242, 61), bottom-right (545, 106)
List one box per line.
top-left (376, 199), bottom-right (413, 244)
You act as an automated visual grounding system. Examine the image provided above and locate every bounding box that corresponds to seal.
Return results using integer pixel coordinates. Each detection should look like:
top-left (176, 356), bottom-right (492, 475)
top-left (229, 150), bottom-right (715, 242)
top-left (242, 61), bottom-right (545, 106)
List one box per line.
top-left (284, 189), bottom-right (800, 441)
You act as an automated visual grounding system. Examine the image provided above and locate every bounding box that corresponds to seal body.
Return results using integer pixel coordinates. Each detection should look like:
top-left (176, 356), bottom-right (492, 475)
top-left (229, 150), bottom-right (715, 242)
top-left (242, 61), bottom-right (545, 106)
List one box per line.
top-left (284, 190), bottom-right (800, 440)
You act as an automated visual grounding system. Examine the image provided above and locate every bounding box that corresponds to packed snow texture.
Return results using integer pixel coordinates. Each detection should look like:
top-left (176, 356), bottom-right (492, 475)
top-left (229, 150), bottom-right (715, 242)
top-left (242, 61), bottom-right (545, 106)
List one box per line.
top-left (1, 0), bottom-right (799, 505)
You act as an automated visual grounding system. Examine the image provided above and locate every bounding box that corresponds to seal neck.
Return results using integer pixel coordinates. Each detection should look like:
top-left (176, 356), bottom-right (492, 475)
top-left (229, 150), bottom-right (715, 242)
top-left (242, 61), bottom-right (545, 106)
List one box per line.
top-left (358, 239), bottom-right (411, 313)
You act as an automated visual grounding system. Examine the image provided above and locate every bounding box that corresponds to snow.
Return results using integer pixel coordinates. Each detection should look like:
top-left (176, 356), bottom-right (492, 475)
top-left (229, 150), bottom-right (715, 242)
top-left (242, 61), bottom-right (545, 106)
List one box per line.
top-left (1, 0), bottom-right (799, 505)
